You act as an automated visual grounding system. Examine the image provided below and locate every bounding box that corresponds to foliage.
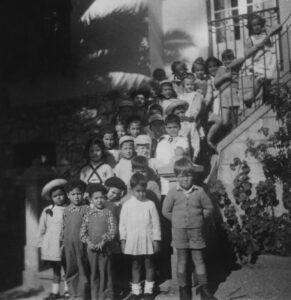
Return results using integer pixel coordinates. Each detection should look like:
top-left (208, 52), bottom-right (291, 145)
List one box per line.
top-left (210, 158), bottom-right (291, 264)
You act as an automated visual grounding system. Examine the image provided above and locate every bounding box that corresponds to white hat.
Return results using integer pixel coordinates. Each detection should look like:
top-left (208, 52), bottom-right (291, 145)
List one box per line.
top-left (165, 99), bottom-right (189, 116)
top-left (134, 135), bottom-right (152, 146)
top-left (41, 179), bottom-right (67, 201)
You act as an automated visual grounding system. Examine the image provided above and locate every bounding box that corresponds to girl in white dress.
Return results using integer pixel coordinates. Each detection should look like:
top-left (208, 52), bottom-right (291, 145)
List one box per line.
top-left (119, 173), bottom-right (161, 300)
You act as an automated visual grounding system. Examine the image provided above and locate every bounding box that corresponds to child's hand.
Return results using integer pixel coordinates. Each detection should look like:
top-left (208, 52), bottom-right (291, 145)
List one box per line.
top-left (153, 241), bottom-right (160, 253)
top-left (121, 240), bottom-right (126, 253)
top-left (96, 240), bottom-right (105, 251)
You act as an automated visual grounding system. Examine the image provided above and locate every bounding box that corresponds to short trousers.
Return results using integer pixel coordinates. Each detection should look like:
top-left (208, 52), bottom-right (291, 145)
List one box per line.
top-left (172, 227), bottom-right (206, 249)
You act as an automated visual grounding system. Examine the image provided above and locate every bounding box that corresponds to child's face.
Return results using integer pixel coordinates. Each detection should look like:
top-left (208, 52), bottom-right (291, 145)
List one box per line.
top-left (222, 56), bottom-right (234, 67)
top-left (207, 61), bottom-right (219, 77)
top-left (89, 144), bottom-right (103, 163)
top-left (177, 172), bottom-right (194, 190)
top-left (91, 191), bottom-right (106, 209)
top-left (183, 78), bottom-right (195, 92)
top-left (161, 84), bottom-right (174, 99)
top-left (165, 122), bottom-right (180, 137)
top-left (135, 144), bottom-right (151, 158)
top-left (133, 94), bottom-right (145, 107)
top-left (132, 184), bottom-right (146, 201)
top-left (107, 187), bottom-right (123, 202)
top-left (103, 133), bottom-right (115, 150)
top-left (67, 187), bottom-right (84, 206)
top-left (251, 18), bottom-right (263, 35)
top-left (115, 124), bottom-right (126, 139)
top-left (150, 120), bottom-right (164, 137)
top-left (51, 188), bottom-right (66, 206)
top-left (132, 168), bottom-right (148, 178)
top-left (120, 142), bottom-right (134, 159)
top-left (173, 107), bottom-right (186, 120)
top-left (194, 64), bottom-right (205, 80)
top-left (128, 122), bottom-right (141, 138)
top-left (174, 64), bottom-right (187, 79)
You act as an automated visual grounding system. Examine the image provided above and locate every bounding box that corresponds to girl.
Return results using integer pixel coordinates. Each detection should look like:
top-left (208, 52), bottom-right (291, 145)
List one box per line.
top-left (100, 126), bottom-right (120, 167)
top-left (80, 138), bottom-right (114, 184)
top-left (80, 183), bottom-right (117, 300)
top-left (119, 173), bottom-right (161, 300)
top-left (191, 57), bottom-right (209, 97)
top-left (244, 14), bottom-right (281, 81)
top-left (38, 179), bottom-right (69, 300)
top-left (162, 158), bottom-right (216, 300)
top-left (204, 56), bottom-right (223, 149)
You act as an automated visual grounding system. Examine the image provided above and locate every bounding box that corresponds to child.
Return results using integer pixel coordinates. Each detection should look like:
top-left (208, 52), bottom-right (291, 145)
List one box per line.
top-left (132, 90), bottom-right (148, 123)
top-left (166, 100), bottom-right (201, 162)
top-left (131, 155), bottom-right (161, 202)
top-left (156, 114), bottom-right (190, 166)
top-left (127, 117), bottom-right (143, 138)
top-left (100, 126), bottom-right (120, 167)
top-left (80, 138), bottom-right (114, 184)
top-left (114, 135), bottom-right (135, 185)
top-left (62, 179), bottom-right (89, 300)
top-left (147, 103), bottom-right (163, 117)
top-left (38, 179), bottom-right (69, 300)
top-left (205, 57), bottom-right (223, 149)
top-left (80, 183), bottom-right (117, 300)
top-left (115, 120), bottom-right (127, 139)
top-left (152, 68), bottom-right (167, 83)
top-left (214, 49), bottom-right (244, 128)
top-left (191, 57), bottom-right (209, 97)
top-left (114, 99), bottom-right (135, 124)
top-left (119, 173), bottom-right (161, 300)
top-left (144, 113), bottom-right (165, 158)
top-left (162, 158), bottom-right (217, 300)
top-left (104, 177), bottom-right (130, 297)
top-left (155, 114), bottom-right (190, 197)
top-left (244, 14), bottom-right (281, 81)
top-left (171, 61), bottom-right (188, 96)
top-left (179, 73), bottom-right (204, 123)
top-left (159, 80), bottom-right (177, 112)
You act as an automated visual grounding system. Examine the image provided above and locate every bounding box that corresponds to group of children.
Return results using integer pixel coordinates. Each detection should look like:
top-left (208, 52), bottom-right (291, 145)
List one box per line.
top-left (37, 13), bottom-right (282, 300)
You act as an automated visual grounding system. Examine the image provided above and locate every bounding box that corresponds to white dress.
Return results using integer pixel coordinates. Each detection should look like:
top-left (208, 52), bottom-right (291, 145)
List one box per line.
top-left (38, 205), bottom-right (66, 261)
top-left (119, 196), bottom-right (161, 255)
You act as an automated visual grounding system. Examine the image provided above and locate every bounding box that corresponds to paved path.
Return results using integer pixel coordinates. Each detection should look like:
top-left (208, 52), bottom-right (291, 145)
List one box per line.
top-left (1, 255), bottom-right (291, 300)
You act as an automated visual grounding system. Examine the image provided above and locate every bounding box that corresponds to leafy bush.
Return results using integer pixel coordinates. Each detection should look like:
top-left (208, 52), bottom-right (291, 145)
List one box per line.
top-left (209, 158), bottom-right (291, 264)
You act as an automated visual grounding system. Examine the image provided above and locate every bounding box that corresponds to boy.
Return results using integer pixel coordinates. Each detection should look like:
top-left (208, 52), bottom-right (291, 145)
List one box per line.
top-left (155, 114), bottom-right (189, 166)
top-left (114, 135), bottom-right (135, 186)
top-left (144, 114), bottom-right (165, 158)
top-left (127, 117), bottom-right (143, 138)
top-left (166, 99), bottom-right (201, 162)
top-left (155, 114), bottom-right (190, 197)
top-left (162, 158), bottom-right (216, 300)
top-left (80, 183), bottom-right (117, 300)
top-left (115, 99), bottom-right (134, 124)
top-left (62, 179), bottom-right (89, 300)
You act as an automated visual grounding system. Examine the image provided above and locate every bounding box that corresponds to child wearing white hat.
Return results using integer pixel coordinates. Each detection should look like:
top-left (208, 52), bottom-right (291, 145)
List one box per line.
top-left (38, 179), bottom-right (69, 300)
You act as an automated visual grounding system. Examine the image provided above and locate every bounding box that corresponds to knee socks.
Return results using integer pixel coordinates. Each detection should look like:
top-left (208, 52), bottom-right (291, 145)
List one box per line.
top-left (131, 282), bottom-right (142, 295)
top-left (144, 281), bottom-right (154, 294)
top-left (52, 283), bottom-right (60, 294)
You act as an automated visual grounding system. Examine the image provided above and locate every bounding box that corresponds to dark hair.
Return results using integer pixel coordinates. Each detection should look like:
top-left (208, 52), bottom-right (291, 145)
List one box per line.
top-left (152, 68), bottom-right (167, 81)
top-left (130, 172), bottom-right (147, 189)
top-left (191, 57), bottom-right (206, 73)
top-left (181, 72), bottom-right (195, 82)
top-left (174, 158), bottom-right (195, 177)
top-left (247, 14), bottom-right (266, 35)
top-left (49, 185), bottom-right (66, 199)
top-left (127, 116), bottom-right (142, 128)
top-left (221, 49), bottom-right (235, 61)
top-left (84, 138), bottom-right (105, 161)
top-left (205, 56), bottom-right (223, 75)
top-left (115, 120), bottom-right (127, 129)
top-left (171, 61), bottom-right (187, 75)
top-left (148, 103), bottom-right (163, 116)
top-left (100, 126), bottom-right (117, 147)
top-left (131, 156), bottom-right (149, 170)
top-left (165, 114), bottom-right (181, 126)
top-left (65, 179), bottom-right (87, 193)
top-left (86, 183), bottom-right (107, 197)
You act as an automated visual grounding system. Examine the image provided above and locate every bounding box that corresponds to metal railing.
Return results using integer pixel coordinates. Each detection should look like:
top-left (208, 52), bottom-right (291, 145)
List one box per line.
top-left (208, 7), bottom-right (291, 131)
